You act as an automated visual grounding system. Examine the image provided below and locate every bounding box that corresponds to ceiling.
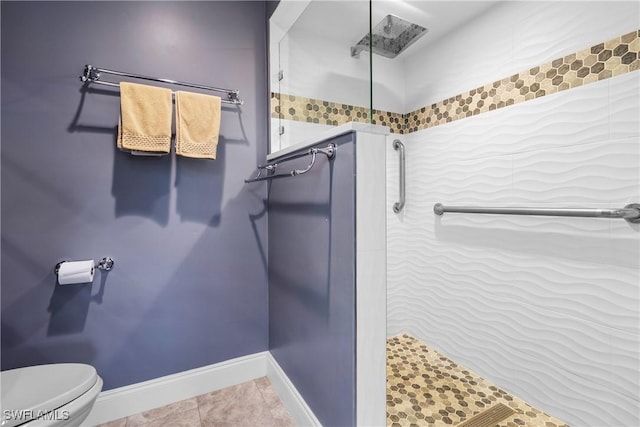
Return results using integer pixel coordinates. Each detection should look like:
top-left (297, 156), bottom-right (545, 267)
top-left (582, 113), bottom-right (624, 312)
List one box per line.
top-left (290, 0), bottom-right (499, 60)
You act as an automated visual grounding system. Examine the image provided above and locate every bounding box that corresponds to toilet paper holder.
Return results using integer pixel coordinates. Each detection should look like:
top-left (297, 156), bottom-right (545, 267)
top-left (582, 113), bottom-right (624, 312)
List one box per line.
top-left (54, 257), bottom-right (115, 275)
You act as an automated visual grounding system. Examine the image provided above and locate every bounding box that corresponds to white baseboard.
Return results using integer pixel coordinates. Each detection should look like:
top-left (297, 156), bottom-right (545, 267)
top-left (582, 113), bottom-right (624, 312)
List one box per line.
top-left (82, 351), bottom-right (321, 426)
top-left (83, 352), bottom-right (268, 426)
top-left (266, 352), bottom-right (321, 427)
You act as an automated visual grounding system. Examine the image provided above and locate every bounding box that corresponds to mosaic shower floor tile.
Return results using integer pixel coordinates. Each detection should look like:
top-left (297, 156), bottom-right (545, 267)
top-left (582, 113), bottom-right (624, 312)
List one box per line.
top-left (387, 334), bottom-right (569, 427)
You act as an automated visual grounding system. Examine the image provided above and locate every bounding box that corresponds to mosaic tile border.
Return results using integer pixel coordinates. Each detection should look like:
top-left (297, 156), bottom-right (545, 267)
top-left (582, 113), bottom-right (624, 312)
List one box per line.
top-left (271, 92), bottom-right (405, 133)
top-left (272, 29), bottom-right (639, 135)
top-left (404, 29), bottom-right (639, 133)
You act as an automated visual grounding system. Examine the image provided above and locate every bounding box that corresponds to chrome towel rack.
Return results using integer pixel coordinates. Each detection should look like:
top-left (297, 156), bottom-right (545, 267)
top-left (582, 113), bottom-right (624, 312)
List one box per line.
top-left (245, 143), bottom-right (336, 183)
top-left (79, 64), bottom-right (243, 105)
top-left (393, 139), bottom-right (405, 213)
top-left (434, 203), bottom-right (640, 224)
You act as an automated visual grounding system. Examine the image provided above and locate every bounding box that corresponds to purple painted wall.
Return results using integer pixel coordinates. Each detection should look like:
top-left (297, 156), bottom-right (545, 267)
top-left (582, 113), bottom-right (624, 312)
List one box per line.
top-left (1, 1), bottom-right (269, 390)
top-left (267, 133), bottom-right (357, 427)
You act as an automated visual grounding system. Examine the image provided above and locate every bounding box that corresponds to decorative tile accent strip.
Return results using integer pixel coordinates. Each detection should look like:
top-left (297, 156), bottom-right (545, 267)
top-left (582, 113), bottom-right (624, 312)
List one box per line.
top-left (273, 30), bottom-right (639, 135)
top-left (404, 29), bottom-right (640, 132)
top-left (271, 92), bottom-right (405, 134)
top-left (387, 334), bottom-right (569, 427)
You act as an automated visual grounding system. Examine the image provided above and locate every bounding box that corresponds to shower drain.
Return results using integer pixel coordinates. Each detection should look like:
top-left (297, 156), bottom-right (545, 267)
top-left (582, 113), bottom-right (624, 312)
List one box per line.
top-left (456, 403), bottom-right (516, 427)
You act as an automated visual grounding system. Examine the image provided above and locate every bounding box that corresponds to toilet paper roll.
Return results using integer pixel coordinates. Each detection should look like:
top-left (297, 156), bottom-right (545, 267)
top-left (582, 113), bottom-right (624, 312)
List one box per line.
top-left (57, 260), bottom-right (95, 285)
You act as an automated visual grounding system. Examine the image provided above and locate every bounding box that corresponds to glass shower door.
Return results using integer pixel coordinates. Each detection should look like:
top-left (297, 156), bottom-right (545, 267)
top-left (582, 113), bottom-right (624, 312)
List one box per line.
top-left (269, 1), bottom-right (373, 153)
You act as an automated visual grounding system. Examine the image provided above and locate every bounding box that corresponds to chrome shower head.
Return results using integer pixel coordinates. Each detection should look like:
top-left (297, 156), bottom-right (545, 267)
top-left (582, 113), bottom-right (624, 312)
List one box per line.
top-left (351, 14), bottom-right (428, 59)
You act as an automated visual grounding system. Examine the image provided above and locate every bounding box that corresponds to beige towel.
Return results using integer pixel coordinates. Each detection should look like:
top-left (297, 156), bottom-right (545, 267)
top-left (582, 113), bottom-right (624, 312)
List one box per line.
top-left (175, 91), bottom-right (221, 159)
top-left (117, 82), bottom-right (173, 154)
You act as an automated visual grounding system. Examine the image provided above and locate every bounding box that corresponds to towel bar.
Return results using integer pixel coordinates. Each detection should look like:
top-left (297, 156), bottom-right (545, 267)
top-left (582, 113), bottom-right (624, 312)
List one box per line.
top-left (245, 144), bottom-right (336, 183)
top-left (80, 64), bottom-right (243, 105)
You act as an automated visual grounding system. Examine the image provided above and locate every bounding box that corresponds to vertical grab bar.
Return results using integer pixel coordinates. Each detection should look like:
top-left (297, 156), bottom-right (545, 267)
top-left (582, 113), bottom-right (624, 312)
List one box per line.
top-left (393, 139), bottom-right (405, 213)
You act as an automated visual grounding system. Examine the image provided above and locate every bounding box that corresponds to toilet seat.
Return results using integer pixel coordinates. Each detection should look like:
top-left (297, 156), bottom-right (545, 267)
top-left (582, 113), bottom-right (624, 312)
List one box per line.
top-left (1, 364), bottom-right (98, 427)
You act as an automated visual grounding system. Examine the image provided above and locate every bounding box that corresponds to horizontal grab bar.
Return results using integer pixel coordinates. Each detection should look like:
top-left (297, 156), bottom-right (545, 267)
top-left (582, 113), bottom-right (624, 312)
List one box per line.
top-left (434, 203), bottom-right (640, 224)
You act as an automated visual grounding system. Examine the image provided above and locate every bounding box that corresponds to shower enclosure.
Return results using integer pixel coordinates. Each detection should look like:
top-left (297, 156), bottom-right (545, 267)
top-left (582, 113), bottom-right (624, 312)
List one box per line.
top-left (270, 1), bottom-right (640, 426)
top-left (269, 1), bottom-right (374, 152)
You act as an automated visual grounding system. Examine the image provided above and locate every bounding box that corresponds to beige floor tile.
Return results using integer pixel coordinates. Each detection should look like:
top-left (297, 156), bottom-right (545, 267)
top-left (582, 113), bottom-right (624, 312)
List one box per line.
top-left (126, 397), bottom-right (199, 426)
top-left (132, 407), bottom-right (201, 427)
top-left (268, 405), bottom-right (297, 427)
top-left (254, 376), bottom-right (271, 392)
top-left (196, 380), bottom-right (255, 407)
top-left (255, 376), bottom-right (283, 408)
top-left (254, 377), bottom-right (296, 427)
top-left (95, 417), bottom-right (127, 427)
top-left (198, 380), bottom-right (279, 427)
top-left (110, 377), bottom-right (296, 427)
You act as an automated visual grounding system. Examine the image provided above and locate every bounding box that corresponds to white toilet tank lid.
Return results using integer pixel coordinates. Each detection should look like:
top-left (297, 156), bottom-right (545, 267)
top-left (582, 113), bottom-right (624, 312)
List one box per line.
top-left (1, 363), bottom-right (98, 427)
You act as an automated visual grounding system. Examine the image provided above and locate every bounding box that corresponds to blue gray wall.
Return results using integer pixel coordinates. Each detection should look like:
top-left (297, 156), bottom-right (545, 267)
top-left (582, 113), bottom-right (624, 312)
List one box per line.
top-left (1, 1), bottom-right (269, 390)
top-left (268, 133), bottom-right (356, 427)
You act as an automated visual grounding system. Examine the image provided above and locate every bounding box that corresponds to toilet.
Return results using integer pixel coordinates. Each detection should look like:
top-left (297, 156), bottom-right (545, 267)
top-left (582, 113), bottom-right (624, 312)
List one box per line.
top-left (1, 363), bottom-right (103, 427)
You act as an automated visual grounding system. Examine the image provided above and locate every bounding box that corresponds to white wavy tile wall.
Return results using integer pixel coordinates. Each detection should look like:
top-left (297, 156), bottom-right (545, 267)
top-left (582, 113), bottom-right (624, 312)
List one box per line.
top-left (386, 72), bottom-right (640, 426)
top-left (510, 1), bottom-right (640, 73)
top-left (404, 1), bottom-right (640, 112)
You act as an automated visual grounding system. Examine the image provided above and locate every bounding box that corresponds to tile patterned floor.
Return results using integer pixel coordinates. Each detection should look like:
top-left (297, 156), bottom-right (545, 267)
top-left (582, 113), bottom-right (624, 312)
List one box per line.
top-left (98, 336), bottom-right (569, 427)
top-left (387, 334), bottom-right (570, 427)
top-left (97, 377), bottom-right (295, 427)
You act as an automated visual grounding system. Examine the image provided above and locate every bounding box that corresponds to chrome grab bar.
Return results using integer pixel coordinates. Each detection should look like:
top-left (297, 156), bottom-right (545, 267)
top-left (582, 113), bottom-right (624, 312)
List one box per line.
top-left (434, 203), bottom-right (640, 224)
top-left (245, 143), bottom-right (336, 183)
top-left (393, 139), bottom-right (405, 213)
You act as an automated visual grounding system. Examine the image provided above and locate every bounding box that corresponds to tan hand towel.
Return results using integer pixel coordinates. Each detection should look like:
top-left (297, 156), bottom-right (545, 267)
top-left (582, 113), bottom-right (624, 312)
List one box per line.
top-left (117, 82), bottom-right (173, 154)
top-left (175, 91), bottom-right (221, 160)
